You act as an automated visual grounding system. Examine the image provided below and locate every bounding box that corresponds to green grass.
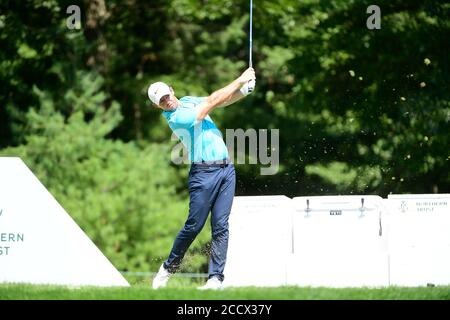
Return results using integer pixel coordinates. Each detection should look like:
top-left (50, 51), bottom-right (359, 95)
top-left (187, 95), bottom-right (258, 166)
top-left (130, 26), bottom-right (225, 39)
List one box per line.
top-left (1, 277), bottom-right (449, 300)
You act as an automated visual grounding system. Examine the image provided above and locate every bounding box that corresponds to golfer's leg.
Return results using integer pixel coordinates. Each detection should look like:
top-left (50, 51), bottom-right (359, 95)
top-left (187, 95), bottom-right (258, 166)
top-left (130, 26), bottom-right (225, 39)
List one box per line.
top-left (164, 167), bottom-right (221, 272)
top-left (209, 164), bottom-right (236, 281)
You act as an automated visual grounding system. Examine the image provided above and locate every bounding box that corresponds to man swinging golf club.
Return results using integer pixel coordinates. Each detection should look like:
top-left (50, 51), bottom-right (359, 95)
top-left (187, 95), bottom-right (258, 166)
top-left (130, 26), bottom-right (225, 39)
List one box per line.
top-left (148, 68), bottom-right (255, 290)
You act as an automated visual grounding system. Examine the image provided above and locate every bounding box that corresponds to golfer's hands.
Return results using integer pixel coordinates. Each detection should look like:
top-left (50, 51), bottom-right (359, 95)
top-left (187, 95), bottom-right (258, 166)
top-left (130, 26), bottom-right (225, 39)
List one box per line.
top-left (239, 67), bottom-right (256, 96)
top-left (238, 67), bottom-right (256, 85)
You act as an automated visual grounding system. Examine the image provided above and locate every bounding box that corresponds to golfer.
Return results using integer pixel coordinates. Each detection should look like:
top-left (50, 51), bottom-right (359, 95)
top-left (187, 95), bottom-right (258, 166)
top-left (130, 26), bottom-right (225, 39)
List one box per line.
top-left (148, 67), bottom-right (255, 290)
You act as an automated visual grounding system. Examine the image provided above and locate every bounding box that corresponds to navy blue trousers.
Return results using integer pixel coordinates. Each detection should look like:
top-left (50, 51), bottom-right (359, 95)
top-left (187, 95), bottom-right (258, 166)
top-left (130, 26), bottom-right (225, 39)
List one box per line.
top-left (164, 163), bottom-right (236, 281)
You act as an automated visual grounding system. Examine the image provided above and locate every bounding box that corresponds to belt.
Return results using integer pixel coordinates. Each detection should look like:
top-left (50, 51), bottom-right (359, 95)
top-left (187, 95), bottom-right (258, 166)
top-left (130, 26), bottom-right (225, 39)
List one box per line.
top-left (191, 158), bottom-right (232, 167)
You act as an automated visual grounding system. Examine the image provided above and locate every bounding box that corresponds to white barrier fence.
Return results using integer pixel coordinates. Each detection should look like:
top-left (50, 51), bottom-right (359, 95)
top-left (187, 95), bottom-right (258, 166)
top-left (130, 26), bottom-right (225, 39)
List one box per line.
top-left (1, 157), bottom-right (448, 288)
top-left (224, 194), bottom-right (450, 288)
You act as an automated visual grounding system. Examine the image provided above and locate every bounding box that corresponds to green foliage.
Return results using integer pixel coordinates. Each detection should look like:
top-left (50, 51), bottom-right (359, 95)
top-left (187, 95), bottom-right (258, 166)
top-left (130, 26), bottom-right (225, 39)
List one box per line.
top-left (305, 162), bottom-right (382, 194)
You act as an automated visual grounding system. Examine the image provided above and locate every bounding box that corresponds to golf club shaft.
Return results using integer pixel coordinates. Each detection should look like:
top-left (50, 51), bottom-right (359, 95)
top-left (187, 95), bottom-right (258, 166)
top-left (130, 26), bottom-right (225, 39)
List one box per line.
top-left (249, 0), bottom-right (253, 68)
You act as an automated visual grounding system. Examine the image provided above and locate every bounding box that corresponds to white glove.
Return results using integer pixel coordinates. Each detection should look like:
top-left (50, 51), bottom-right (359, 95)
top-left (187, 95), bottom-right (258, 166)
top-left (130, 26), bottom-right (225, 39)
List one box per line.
top-left (240, 79), bottom-right (256, 96)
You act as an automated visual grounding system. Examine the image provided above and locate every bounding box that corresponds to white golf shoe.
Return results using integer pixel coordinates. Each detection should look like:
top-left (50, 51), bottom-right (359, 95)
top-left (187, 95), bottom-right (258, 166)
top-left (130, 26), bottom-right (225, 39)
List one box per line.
top-left (197, 277), bottom-right (223, 290)
top-left (152, 264), bottom-right (172, 289)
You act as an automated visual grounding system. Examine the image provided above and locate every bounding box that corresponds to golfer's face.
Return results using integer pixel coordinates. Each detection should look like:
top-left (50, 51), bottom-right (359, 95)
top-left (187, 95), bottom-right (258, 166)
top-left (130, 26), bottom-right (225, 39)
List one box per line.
top-left (159, 92), bottom-right (177, 111)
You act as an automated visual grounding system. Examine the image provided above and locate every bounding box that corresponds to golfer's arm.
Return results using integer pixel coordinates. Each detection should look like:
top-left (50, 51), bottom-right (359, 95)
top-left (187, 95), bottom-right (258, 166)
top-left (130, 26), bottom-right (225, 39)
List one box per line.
top-left (196, 79), bottom-right (243, 121)
top-left (217, 90), bottom-right (245, 108)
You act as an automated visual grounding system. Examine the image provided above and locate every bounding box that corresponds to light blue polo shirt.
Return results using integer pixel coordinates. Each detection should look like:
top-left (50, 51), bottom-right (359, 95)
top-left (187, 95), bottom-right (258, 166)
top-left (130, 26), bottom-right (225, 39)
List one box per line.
top-left (162, 96), bottom-right (229, 162)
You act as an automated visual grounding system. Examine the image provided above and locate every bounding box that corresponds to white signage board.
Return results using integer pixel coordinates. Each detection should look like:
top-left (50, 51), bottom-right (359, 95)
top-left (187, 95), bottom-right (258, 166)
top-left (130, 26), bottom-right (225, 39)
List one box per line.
top-left (0, 157), bottom-right (129, 287)
top-left (289, 196), bottom-right (389, 287)
top-left (385, 194), bottom-right (450, 286)
top-left (223, 196), bottom-right (293, 287)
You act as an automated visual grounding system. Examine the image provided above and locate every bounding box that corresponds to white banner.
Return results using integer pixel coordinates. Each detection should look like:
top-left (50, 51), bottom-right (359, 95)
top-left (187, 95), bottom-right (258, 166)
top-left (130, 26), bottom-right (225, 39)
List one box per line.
top-left (289, 195), bottom-right (389, 287)
top-left (0, 157), bottom-right (129, 287)
top-left (223, 196), bottom-right (293, 287)
top-left (385, 194), bottom-right (450, 286)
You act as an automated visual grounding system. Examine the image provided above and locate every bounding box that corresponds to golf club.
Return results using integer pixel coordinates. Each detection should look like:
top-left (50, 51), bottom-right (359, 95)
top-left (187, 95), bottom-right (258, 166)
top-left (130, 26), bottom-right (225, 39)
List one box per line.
top-left (247, 0), bottom-right (255, 93)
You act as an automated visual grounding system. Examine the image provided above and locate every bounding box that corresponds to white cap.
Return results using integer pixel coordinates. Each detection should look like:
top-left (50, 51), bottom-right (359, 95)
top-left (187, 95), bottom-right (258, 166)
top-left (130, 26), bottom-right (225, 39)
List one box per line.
top-left (147, 82), bottom-right (171, 105)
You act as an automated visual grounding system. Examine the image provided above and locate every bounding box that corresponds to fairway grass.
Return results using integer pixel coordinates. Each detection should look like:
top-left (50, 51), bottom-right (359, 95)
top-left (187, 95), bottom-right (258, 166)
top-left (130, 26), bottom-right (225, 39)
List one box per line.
top-left (1, 282), bottom-right (449, 300)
